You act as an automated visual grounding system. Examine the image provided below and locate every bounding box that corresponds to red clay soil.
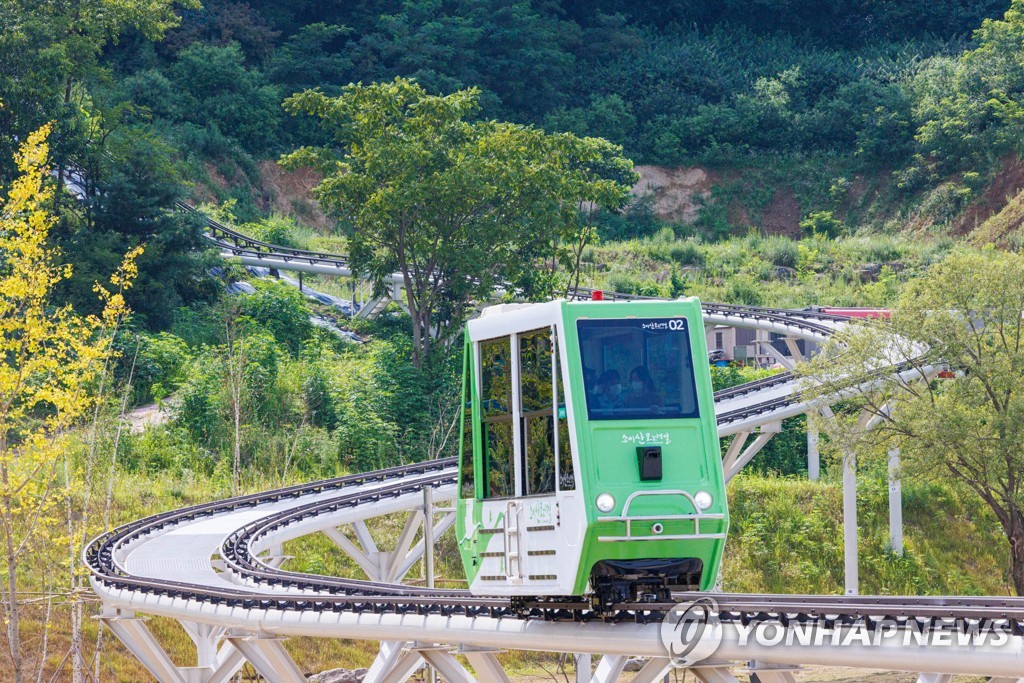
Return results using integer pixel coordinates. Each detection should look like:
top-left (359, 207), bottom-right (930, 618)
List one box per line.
top-left (256, 161), bottom-right (331, 229)
top-left (761, 188), bottom-right (802, 236)
top-left (954, 155), bottom-right (1024, 236)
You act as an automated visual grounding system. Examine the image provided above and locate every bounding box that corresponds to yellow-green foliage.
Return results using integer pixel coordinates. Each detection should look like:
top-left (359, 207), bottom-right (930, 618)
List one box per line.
top-left (723, 475), bottom-right (1011, 596)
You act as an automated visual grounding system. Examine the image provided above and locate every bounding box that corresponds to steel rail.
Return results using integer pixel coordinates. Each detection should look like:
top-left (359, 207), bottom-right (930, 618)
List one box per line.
top-left (86, 456), bottom-right (1024, 629)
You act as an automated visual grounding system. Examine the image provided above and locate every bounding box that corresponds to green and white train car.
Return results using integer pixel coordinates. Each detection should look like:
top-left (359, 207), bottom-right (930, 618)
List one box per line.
top-left (455, 297), bottom-right (728, 607)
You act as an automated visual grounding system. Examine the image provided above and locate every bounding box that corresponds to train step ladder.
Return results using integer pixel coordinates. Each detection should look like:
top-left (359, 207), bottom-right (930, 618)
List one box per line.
top-left (504, 501), bottom-right (524, 584)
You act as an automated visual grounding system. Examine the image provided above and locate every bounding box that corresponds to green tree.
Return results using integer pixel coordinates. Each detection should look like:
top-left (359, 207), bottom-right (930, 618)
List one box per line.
top-left (800, 249), bottom-right (1024, 594)
top-left (283, 78), bottom-right (636, 366)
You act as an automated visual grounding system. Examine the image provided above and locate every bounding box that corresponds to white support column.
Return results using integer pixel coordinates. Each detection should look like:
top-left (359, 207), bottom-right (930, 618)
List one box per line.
top-left (423, 486), bottom-right (436, 590)
top-left (755, 340), bottom-right (796, 370)
top-left (392, 512), bottom-right (457, 581)
top-left (692, 663), bottom-right (741, 683)
top-left (843, 445), bottom-right (858, 595)
top-left (225, 633), bottom-right (305, 683)
top-left (629, 658), bottom-right (673, 683)
top-left (363, 641), bottom-right (408, 683)
top-left (807, 421), bottom-right (820, 481)
top-left (376, 651), bottom-right (424, 683)
top-left (819, 405), bottom-right (860, 596)
top-left (386, 509), bottom-right (425, 583)
top-left (589, 655), bottom-right (627, 683)
top-left (100, 610), bottom-right (186, 683)
top-left (723, 422), bottom-right (780, 482)
top-left (575, 653), bottom-right (592, 683)
top-left (782, 337), bottom-right (804, 363)
top-left (462, 650), bottom-right (512, 683)
top-left (917, 675), bottom-right (952, 683)
top-left (325, 509), bottom-right (427, 584)
top-left (888, 447), bottom-right (904, 556)
top-left (353, 519), bottom-right (379, 555)
top-left (722, 432), bottom-right (750, 470)
top-left (417, 648), bottom-right (476, 683)
top-left (323, 526), bottom-right (380, 580)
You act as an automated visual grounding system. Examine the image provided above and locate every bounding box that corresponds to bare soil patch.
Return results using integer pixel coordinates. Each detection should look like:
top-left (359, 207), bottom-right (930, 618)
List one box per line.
top-left (761, 188), bottom-right (802, 236)
top-left (633, 165), bottom-right (717, 224)
top-left (954, 155), bottom-right (1024, 236)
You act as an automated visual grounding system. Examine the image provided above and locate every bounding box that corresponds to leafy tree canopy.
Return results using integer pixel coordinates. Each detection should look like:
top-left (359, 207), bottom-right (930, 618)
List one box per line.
top-left (800, 249), bottom-right (1024, 594)
top-left (282, 77), bottom-right (636, 365)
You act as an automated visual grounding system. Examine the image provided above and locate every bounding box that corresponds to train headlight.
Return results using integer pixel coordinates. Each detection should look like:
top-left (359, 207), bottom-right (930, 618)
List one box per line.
top-left (595, 493), bottom-right (616, 513)
top-left (694, 490), bottom-right (713, 510)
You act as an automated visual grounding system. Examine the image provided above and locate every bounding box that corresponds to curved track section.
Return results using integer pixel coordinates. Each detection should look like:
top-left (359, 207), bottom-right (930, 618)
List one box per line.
top-left (85, 208), bottom-right (1024, 683)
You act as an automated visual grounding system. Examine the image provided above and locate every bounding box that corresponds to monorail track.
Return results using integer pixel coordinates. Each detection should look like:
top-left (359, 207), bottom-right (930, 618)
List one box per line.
top-left (86, 207), bottom-right (1024, 683)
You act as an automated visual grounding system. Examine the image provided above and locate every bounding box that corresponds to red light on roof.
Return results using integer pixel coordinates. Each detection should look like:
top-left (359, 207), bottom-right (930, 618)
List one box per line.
top-left (591, 290), bottom-right (604, 301)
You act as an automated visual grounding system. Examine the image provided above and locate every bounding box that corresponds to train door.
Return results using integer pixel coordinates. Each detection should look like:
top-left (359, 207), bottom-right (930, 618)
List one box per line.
top-left (476, 326), bottom-right (575, 591)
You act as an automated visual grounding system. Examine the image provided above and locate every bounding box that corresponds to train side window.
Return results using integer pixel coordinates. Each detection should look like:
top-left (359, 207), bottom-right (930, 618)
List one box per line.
top-left (480, 337), bottom-right (514, 498)
top-left (554, 332), bottom-right (575, 491)
top-left (519, 329), bottom-right (555, 495)
top-left (458, 345), bottom-right (474, 499)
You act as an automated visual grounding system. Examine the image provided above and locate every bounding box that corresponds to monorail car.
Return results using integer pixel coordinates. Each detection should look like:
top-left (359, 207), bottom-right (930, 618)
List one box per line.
top-left (455, 297), bottom-right (728, 607)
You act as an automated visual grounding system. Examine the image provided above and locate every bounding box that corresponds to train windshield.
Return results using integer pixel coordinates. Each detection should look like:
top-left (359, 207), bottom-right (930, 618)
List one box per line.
top-left (577, 318), bottom-right (700, 420)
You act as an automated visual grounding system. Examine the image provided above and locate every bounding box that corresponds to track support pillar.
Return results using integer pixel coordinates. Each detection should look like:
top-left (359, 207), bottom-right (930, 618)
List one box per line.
top-left (460, 648), bottom-right (511, 683)
top-left (630, 658), bottom-right (674, 683)
top-left (99, 609), bottom-right (186, 683)
top-left (691, 663), bottom-right (741, 683)
top-left (888, 446), bottom-right (904, 556)
top-left (225, 632), bottom-right (305, 683)
top-left (589, 655), bottom-right (627, 683)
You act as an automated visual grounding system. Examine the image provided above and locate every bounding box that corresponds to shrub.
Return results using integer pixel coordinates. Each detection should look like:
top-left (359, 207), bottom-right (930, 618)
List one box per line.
top-left (667, 239), bottom-right (705, 266)
top-left (760, 236), bottom-right (799, 268)
top-left (800, 210), bottom-right (845, 238)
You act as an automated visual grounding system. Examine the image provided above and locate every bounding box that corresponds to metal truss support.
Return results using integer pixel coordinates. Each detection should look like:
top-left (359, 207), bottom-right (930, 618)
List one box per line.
top-left (393, 511), bottom-right (456, 582)
top-left (224, 632), bottom-right (305, 683)
top-left (260, 543), bottom-right (292, 569)
top-left (461, 649), bottom-right (512, 683)
top-left (178, 621), bottom-right (246, 683)
top-left (782, 337), bottom-right (804, 363)
top-left (417, 646), bottom-right (476, 683)
top-left (363, 641), bottom-right (409, 683)
top-left (755, 340), bottom-right (795, 370)
top-left (355, 295), bottom-right (388, 319)
top-left (692, 663), bottom-right (741, 683)
top-left (630, 658), bottom-right (673, 683)
top-left (747, 661), bottom-right (800, 683)
top-left (723, 421), bottom-right (781, 482)
top-left (324, 508), bottom-right (431, 583)
top-left (99, 609), bottom-right (185, 683)
top-left (589, 655), bottom-right (627, 683)
top-left (101, 609), bottom-right (246, 683)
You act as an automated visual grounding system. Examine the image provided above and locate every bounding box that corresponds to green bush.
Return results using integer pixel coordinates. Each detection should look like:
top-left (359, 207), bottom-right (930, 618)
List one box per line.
top-left (239, 281), bottom-right (314, 356)
top-left (667, 239), bottom-right (704, 266)
top-left (759, 236), bottom-right (799, 268)
top-left (800, 210), bottom-right (845, 238)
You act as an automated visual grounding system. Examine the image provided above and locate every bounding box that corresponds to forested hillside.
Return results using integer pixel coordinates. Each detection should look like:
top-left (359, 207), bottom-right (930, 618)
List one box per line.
top-left (7, 0), bottom-right (1024, 270)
